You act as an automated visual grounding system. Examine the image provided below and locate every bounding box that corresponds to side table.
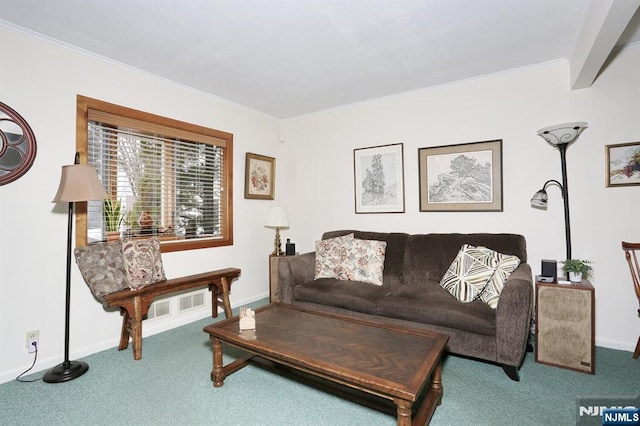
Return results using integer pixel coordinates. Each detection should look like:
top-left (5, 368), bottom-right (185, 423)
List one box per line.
top-left (269, 255), bottom-right (281, 302)
top-left (535, 280), bottom-right (595, 374)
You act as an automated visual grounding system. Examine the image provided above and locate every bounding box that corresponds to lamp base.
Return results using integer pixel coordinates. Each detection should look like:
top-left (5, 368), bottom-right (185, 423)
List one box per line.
top-left (271, 228), bottom-right (283, 256)
top-left (43, 360), bottom-right (89, 383)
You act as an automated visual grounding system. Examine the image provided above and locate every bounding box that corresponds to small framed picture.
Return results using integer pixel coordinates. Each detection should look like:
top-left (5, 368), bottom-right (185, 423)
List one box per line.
top-left (418, 140), bottom-right (503, 212)
top-left (244, 152), bottom-right (275, 199)
top-left (353, 143), bottom-right (405, 214)
top-left (606, 141), bottom-right (640, 187)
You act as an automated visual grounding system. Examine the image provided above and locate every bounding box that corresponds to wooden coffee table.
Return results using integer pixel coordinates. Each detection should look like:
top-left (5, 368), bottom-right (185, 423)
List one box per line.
top-left (203, 303), bottom-right (448, 425)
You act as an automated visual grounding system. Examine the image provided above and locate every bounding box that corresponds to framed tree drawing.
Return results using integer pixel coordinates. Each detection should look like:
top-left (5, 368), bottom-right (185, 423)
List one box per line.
top-left (353, 143), bottom-right (405, 213)
top-left (605, 141), bottom-right (640, 187)
top-left (244, 152), bottom-right (275, 199)
top-left (418, 140), bottom-right (503, 212)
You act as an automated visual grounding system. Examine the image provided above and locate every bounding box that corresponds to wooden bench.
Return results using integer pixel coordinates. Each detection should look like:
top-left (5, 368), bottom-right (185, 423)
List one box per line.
top-left (102, 267), bottom-right (241, 360)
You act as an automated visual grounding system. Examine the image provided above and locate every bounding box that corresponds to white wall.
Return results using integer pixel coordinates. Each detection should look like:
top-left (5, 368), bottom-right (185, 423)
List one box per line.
top-left (0, 26), bottom-right (283, 383)
top-left (281, 46), bottom-right (640, 353)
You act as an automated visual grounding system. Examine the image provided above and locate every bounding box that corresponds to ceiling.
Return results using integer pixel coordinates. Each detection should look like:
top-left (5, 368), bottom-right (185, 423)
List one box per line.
top-left (1, 1), bottom-right (639, 119)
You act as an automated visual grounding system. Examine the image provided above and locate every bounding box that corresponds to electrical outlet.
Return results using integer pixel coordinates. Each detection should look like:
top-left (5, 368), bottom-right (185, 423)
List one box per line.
top-left (26, 330), bottom-right (39, 353)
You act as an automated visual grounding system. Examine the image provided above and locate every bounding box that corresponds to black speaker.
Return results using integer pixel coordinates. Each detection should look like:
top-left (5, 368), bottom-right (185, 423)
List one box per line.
top-left (541, 259), bottom-right (557, 281)
top-left (285, 239), bottom-right (295, 256)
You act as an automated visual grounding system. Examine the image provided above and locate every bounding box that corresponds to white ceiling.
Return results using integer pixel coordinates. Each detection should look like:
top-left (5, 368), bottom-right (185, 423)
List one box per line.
top-left (1, 0), bottom-right (639, 119)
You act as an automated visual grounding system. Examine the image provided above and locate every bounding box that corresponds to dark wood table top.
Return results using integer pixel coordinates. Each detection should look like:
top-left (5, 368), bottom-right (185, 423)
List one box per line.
top-left (203, 303), bottom-right (448, 402)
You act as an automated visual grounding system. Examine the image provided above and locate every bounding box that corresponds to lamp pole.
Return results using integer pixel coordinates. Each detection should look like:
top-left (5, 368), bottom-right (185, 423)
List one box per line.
top-left (558, 143), bottom-right (572, 260)
top-left (45, 153), bottom-right (107, 383)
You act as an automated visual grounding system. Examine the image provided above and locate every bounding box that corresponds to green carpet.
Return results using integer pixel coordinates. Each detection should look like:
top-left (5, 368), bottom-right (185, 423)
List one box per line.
top-left (1, 299), bottom-right (638, 425)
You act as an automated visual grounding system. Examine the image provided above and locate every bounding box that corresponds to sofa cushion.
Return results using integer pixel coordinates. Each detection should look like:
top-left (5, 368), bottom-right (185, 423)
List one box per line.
top-left (403, 233), bottom-right (527, 288)
top-left (121, 237), bottom-right (166, 290)
top-left (314, 233), bottom-right (355, 279)
top-left (377, 284), bottom-right (496, 336)
top-left (294, 278), bottom-right (387, 315)
top-left (439, 244), bottom-right (496, 303)
top-left (74, 241), bottom-right (129, 299)
top-left (341, 238), bottom-right (387, 286)
top-left (479, 251), bottom-right (521, 309)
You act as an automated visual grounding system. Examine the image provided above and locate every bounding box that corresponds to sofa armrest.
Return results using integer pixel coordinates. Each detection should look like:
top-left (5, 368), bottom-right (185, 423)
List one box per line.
top-left (495, 263), bottom-right (533, 367)
top-left (277, 252), bottom-right (316, 304)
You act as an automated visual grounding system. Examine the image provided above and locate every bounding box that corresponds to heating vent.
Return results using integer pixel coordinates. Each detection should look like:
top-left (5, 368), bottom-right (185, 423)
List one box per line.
top-left (147, 300), bottom-right (170, 319)
top-left (179, 291), bottom-right (205, 312)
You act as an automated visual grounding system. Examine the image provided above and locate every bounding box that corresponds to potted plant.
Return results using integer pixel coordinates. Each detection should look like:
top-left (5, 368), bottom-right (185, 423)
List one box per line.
top-left (561, 259), bottom-right (593, 283)
top-left (104, 197), bottom-right (123, 241)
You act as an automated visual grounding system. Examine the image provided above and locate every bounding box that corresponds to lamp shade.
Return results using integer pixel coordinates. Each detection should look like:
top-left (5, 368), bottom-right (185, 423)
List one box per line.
top-left (52, 164), bottom-right (108, 203)
top-left (530, 189), bottom-right (548, 208)
top-left (265, 207), bottom-right (289, 229)
top-left (536, 122), bottom-right (588, 146)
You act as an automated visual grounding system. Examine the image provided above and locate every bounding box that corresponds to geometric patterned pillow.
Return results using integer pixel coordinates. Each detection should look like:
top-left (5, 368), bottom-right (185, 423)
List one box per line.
top-left (314, 233), bottom-right (355, 279)
top-left (121, 237), bottom-right (166, 290)
top-left (338, 238), bottom-right (387, 286)
top-left (479, 250), bottom-right (521, 309)
top-left (74, 241), bottom-right (129, 299)
top-left (439, 244), bottom-right (497, 303)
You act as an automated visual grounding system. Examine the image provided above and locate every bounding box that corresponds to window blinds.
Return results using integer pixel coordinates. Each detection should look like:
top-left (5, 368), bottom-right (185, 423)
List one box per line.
top-left (86, 118), bottom-right (226, 244)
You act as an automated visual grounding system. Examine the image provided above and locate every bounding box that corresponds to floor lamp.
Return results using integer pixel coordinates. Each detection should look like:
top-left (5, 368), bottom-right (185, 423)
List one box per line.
top-left (530, 122), bottom-right (587, 261)
top-left (44, 153), bottom-right (107, 383)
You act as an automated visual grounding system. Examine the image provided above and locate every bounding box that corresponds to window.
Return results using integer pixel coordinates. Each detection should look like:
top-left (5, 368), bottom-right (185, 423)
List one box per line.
top-left (76, 96), bottom-right (233, 252)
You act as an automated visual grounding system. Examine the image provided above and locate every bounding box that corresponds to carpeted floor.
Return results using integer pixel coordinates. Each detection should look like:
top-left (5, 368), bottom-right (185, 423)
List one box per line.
top-left (1, 299), bottom-right (638, 425)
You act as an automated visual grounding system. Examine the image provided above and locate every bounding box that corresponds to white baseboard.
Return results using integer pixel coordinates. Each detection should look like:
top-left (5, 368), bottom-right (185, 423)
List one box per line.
top-left (0, 293), bottom-right (269, 385)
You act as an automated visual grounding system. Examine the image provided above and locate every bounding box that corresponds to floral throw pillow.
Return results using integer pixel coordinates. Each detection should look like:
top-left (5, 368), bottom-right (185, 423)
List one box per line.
top-left (339, 238), bottom-right (387, 286)
top-left (314, 234), bottom-right (355, 279)
top-left (121, 237), bottom-right (166, 290)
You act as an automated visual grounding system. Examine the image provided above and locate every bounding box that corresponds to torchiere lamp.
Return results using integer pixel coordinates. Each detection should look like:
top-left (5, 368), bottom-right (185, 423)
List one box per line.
top-left (530, 122), bottom-right (587, 261)
top-left (265, 207), bottom-right (289, 256)
top-left (45, 152), bottom-right (107, 383)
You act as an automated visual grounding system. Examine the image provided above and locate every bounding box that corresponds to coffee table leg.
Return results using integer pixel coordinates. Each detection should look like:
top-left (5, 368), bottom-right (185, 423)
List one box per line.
top-left (431, 361), bottom-right (442, 394)
top-left (211, 337), bottom-right (225, 387)
top-left (395, 398), bottom-right (412, 426)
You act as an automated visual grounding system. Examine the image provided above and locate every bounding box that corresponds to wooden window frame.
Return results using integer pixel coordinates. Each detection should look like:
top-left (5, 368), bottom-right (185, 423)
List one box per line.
top-left (75, 95), bottom-right (233, 252)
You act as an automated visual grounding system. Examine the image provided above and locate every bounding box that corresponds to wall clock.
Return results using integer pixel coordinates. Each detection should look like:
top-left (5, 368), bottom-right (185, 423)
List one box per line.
top-left (0, 102), bottom-right (37, 185)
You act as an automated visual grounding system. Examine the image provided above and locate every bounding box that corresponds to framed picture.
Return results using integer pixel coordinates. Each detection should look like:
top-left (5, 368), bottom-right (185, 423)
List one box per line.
top-left (353, 143), bottom-right (405, 213)
top-left (244, 152), bottom-right (275, 199)
top-left (418, 139), bottom-right (503, 212)
top-left (606, 141), bottom-right (640, 187)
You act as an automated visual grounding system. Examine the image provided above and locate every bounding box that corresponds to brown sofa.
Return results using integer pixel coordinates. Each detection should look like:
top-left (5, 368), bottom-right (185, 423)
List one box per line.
top-left (277, 230), bottom-right (533, 381)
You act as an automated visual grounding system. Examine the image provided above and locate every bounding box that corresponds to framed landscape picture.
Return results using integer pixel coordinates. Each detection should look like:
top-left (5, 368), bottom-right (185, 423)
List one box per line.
top-left (418, 139), bottom-right (503, 212)
top-left (605, 141), bottom-right (640, 187)
top-left (244, 152), bottom-right (275, 199)
top-left (353, 143), bottom-right (405, 213)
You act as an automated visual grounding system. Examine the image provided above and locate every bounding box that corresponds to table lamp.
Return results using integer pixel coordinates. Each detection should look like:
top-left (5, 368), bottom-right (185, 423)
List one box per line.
top-left (265, 207), bottom-right (289, 256)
